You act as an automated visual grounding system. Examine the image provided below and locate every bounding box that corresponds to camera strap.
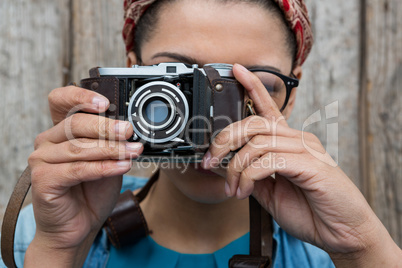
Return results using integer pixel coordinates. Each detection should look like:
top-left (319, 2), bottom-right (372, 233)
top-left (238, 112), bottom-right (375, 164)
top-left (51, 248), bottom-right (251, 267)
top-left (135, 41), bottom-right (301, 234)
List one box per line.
top-left (104, 170), bottom-right (274, 268)
top-left (203, 68), bottom-right (273, 267)
top-left (227, 93), bottom-right (273, 268)
top-left (103, 171), bottom-right (159, 248)
top-left (229, 197), bottom-right (273, 268)
top-left (1, 167), bottom-right (31, 268)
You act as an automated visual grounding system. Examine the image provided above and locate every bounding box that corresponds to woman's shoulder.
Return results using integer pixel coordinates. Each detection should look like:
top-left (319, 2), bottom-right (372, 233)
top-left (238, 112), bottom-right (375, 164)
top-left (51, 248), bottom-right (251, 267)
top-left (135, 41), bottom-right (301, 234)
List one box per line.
top-left (273, 221), bottom-right (335, 267)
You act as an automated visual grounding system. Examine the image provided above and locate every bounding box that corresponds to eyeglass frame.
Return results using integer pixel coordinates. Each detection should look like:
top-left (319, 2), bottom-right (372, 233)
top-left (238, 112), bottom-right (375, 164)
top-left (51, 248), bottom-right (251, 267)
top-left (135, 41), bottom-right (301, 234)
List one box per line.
top-left (248, 68), bottom-right (299, 112)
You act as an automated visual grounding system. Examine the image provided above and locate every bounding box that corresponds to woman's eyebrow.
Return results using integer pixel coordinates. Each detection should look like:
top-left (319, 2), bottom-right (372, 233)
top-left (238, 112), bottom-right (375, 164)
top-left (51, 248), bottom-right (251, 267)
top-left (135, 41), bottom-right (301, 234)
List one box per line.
top-left (246, 65), bottom-right (282, 74)
top-left (151, 52), bottom-right (199, 65)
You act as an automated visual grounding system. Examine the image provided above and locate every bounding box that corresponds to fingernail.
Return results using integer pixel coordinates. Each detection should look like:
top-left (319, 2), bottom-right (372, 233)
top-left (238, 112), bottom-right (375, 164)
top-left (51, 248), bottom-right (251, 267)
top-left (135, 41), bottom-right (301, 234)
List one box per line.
top-left (92, 96), bottom-right (109, 108)
top-left (235, 63), bottom-right (249, 74)
top-left (116, 160), bottom-right (131, 167)
top-left (225, 182), bottom-right (232, 197)
top-left (116, 122), bottom-right (130, 135)
top-left (236, 187), bottom-right (242, 198)
top-left (202, 151), bottom-right (211, 169)
top-left (126, 143), bottom-right (143, 151)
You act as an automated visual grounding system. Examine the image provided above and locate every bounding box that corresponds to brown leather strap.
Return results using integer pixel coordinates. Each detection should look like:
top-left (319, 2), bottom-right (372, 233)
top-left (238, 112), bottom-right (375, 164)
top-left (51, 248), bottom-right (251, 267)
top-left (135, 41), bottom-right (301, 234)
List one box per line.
top-left (249, 196), bottom-right (274, 258)
top-left (80, 76), bottom-right (120, 120)
top-left (104, 190), bottom-right (150, 248)
top-left (229, 197), bottom-right (273, 268)
top-left (261, 205), bottom-right (273, 258)
top-left (1, 166), bottom-right (32, 268)
top-left (249, 196), bottom-right (262, 256)
top-left (103, 170), bottom-right (159, 248)
top-left (89, 67), bottom-right (101, 78)
top-left (229, 255), bottom-right (271, 268)
top-left (135, 170), bottom-right (159, 202)
top-left (203, 65), bottom-right (221, 82)
top-left (204, 65), bottom-right (245, 134)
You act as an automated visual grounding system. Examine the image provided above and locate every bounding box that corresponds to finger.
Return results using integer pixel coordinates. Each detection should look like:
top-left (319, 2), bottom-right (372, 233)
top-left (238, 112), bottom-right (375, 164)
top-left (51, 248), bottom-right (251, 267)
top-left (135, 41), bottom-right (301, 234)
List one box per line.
top-left (225, 136), bottom-right (305, 196)
top-left (235, 150), bottom-right (335, 199)
top-left (32, 139), bottom-right (143, 164)
top-left (202, 115), bottom-right (297, 169)
top-left (208, 166), bottom-right (227, 178)
top-left (251, 174), bottom-right (302, 220)
top-left (48, 86), bottom-right (110, 125)
top-left (31, 160), bottom-right (132, 190)
top-left (233, 63), bottom-right (287, 125)
top-left (251, 178), bottom-right (276, 214)
top-left (235, 152), bottom-right (280, 199)
top-left (37, 113), bottom-right (133, 145)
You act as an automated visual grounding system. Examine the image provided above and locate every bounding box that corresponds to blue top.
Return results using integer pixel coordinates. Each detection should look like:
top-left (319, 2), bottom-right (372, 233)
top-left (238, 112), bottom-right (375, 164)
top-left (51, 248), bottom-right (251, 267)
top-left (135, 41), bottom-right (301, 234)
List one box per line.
top-left (0, 175), bottom-right (335, 268)
top-left (107, 233), bottom-right (250, 268)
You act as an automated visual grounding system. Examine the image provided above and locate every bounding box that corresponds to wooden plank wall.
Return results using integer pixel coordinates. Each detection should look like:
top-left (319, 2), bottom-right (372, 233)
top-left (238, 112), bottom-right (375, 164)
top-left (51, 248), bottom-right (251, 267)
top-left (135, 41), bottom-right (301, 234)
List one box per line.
top-left (0, 0), bottom-right (71, 221)
top-left (0, 0), bottom-right (401, 247)
top-left (364, 0), bottom-right (402, 245)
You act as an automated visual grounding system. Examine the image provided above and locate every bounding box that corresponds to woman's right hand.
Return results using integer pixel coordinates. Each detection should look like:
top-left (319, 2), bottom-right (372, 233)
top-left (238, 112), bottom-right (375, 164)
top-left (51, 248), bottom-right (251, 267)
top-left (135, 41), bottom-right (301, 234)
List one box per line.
top-left (25, 86), bottom-right (143, 267)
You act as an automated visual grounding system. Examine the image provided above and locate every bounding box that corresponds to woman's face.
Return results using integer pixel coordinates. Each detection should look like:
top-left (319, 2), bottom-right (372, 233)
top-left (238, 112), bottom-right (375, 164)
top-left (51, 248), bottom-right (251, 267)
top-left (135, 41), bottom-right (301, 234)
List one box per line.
top-left (139, 0), bottom-right (293, 73)
top-left (128, 0), bottom-right (299, 203)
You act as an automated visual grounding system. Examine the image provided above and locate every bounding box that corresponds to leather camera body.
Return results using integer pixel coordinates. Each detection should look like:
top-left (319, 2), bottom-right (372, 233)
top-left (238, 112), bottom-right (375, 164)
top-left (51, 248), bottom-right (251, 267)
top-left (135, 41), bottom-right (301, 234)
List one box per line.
top-left (80, 63), bottom-right (249, 162)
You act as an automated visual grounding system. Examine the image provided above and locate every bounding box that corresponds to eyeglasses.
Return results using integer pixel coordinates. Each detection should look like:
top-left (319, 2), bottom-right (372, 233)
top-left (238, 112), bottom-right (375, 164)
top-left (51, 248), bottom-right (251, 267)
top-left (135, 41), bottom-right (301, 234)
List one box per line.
top-left (248, 68), bottom-right (299, 112)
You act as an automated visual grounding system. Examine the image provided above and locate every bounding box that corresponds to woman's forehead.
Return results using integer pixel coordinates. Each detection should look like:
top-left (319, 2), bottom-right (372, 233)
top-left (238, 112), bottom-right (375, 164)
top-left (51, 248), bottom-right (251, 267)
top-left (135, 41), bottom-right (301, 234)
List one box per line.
top-left (140, 1), bottom-right (293, 73)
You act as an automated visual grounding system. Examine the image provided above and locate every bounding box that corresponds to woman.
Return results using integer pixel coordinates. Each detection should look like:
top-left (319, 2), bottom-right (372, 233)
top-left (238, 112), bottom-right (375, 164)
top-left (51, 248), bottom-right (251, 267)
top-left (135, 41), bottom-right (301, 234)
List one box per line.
top-left (1, 0), bottom-right (401, 267)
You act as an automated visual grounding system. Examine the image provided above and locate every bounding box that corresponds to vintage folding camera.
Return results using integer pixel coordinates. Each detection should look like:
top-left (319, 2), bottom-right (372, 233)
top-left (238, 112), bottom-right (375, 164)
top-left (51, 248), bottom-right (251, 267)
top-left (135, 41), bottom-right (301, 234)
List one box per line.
top-left (80, 63), bottom-right (248, 162)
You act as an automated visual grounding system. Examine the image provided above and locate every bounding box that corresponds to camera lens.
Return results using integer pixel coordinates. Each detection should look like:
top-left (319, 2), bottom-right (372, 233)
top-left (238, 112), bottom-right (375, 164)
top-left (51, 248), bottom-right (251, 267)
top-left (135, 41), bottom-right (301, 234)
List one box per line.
top-left (144, 98), bottom-right (170, 124)
top-left (128, 81), bottom-right (189, 144)
top-left (138, 93), bottom-right (176, 131)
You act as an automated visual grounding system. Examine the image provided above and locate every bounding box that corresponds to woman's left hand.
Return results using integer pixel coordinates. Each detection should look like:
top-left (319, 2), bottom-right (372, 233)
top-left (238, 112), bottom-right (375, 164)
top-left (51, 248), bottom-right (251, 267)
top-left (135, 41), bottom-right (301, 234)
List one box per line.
top-left (202, 64), bottom-right (402, 267)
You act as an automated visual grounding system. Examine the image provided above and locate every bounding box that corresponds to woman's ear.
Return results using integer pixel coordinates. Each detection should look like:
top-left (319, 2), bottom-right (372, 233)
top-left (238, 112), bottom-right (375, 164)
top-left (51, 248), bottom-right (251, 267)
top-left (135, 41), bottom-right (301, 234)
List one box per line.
top-left (126, 51), bottom-right (138, 67)
top-left (282, 65), bottom-right (302, 119)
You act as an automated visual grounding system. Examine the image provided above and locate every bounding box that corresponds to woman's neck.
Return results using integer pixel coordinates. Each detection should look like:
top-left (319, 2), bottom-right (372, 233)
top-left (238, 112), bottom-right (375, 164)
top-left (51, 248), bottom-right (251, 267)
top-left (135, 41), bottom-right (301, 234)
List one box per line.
top-left (139, 168), bottom-right (250, 254)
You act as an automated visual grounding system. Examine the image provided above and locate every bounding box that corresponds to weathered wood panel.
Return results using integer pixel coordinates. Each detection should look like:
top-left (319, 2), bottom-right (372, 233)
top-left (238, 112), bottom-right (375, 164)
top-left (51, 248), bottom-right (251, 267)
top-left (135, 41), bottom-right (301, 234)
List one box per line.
top-left (288, 0), bottom-right (362, 188)
top-left (71, 0), bottom-right (127, 81)
top-left (364, 0), bottom-right (402, 246)
top-left (0, 0), bottom-right (70, 225)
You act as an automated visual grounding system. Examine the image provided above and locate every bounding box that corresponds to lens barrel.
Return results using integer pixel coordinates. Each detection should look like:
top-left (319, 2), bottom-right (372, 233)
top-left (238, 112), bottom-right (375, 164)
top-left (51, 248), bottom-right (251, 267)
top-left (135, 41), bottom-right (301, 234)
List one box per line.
top-left (128, 81), bottom-right (189, 144)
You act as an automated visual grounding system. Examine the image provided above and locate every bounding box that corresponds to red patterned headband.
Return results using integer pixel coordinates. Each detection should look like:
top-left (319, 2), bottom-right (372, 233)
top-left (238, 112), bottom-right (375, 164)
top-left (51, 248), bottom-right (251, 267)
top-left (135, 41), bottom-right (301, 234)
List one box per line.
top-left (123, 0), bottom-right (313, 66)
